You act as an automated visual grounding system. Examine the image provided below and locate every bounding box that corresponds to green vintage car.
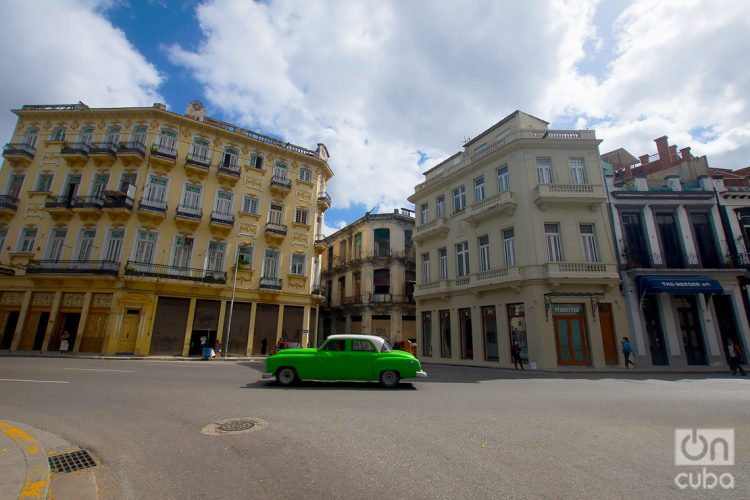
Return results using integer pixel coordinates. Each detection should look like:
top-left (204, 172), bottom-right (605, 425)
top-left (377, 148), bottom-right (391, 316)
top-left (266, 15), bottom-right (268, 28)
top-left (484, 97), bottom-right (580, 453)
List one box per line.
top-left (262, 334), bottom-right (427, 388)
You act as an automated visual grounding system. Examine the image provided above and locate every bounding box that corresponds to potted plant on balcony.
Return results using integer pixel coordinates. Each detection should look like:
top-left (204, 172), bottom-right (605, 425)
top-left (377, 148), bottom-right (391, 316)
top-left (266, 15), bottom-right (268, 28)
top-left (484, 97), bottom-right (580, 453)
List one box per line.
top-left (150, 143), bottom-right (159, 154)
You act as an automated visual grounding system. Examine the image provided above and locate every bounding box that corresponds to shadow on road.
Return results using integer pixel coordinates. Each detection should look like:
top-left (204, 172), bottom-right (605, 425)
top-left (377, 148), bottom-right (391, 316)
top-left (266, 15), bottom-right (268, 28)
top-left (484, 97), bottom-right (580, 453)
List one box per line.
top-left (244, 380), bottom-right (417, 391)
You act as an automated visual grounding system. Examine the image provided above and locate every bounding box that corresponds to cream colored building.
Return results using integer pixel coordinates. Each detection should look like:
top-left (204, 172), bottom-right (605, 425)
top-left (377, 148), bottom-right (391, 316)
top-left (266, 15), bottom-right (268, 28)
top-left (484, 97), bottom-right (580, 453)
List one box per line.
top-left (0, 100), bottom-right (332, 356)
top-left (318, 210), bottom-right (416, 345)
top-left (408, 111), bottom-right (627, 370)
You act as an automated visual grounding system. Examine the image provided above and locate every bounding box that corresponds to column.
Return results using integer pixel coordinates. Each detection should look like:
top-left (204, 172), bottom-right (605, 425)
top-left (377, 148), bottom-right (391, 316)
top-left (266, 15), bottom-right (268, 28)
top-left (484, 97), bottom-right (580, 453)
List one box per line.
top-left (390, 311), bottom-right (401, 342)
top-left (699, 294), bottom-right (721, 358)
top-left (362, 309), bottom-right (372, 335)
top-left (623, 277), bottom-right (646, 356)
top-left (9, 290), bottom-right (33, 351)
top-left (181, 298), bottom-right (197, 356)
top-left (642, 205), bottom-right (662, 265)
top-left (345, 314), bottom-right (352, 333)
top-left (301, 306), bottom-right (311, 347)
top-left (610, 206), bottom-right (626, 259)
top-left (41, 291), bottom-right (63, 351)
top-left (73, 292), bottom-right (93, 352)
top-left (216, 299), bottom-right (227, 345)
top-left (709, 205), bottom-right (731, 257)
top-left (275, 304), bottom-right (284, 342)
top-left (471, 306), bottom-right (483, 363)
top-left (723, 208), bottom-right (746, 254)
top-left (676, 205), bottom-right (698, 261)
top-left (658, 295), bottom-right (682, 356)
top-left (246, 302), bottom-right (257, 356)
top-left (730, 286), bottom-right (750, 352)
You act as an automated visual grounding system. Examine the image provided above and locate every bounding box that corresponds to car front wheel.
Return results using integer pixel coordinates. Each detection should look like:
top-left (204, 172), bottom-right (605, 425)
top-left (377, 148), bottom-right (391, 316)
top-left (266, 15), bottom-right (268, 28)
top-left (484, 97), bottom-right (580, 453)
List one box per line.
top-left (380, 370), bottom-right (400, 388)
top-left (276, 367), bottom-right (297, 386)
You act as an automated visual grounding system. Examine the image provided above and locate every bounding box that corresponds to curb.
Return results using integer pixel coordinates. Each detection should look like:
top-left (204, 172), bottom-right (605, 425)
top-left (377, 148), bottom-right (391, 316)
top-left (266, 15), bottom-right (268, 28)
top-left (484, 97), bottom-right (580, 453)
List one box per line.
top-left (0, 420), bottom-right (50, 500)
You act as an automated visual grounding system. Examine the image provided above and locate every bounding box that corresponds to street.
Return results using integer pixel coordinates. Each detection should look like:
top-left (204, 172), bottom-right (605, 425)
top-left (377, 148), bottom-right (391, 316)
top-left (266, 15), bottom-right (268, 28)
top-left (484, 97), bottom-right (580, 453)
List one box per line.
top-left (1, 356), bottom-right (748, 499)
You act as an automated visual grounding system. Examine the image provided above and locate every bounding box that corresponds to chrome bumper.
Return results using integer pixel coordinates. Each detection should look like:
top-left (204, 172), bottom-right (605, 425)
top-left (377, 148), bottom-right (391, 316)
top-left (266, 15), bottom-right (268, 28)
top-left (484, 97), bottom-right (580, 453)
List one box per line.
top-left (261, 372), bottom-right (274, 379)
top-left (415, 370), bottom-right (428, 378)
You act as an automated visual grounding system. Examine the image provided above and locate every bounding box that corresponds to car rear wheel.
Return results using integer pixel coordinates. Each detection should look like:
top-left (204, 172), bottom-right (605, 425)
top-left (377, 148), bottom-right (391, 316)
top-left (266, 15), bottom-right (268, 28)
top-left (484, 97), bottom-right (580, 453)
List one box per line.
top-left (380, 370), bottom-right (400, 388)
top-left (276, 367), bottom-right (297, 386)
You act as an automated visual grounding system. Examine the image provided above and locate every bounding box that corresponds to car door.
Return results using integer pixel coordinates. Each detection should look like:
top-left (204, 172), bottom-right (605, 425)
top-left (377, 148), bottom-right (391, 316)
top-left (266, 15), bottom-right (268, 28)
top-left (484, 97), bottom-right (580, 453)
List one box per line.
top-left (316, 339), bottom-right (348, 380)
top-left (348, 338), bottom-right (379, 380)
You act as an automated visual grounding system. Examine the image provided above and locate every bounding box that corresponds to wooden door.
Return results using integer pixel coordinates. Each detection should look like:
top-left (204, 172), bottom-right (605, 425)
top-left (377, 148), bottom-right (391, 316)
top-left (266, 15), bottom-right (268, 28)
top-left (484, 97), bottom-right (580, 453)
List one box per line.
top-left (554, 315), bottom-right (590, 366)
top-left (598, 303), bottom-right (618, 365)
top-left (80, 312), bottom-right (109, 353)
top-left (117, 310), bottom-right (140, 353)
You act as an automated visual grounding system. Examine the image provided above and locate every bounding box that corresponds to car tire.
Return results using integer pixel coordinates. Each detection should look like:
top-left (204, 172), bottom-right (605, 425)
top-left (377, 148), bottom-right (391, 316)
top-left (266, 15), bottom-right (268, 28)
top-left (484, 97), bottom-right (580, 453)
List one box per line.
top-left (379, 370), bottom-right (400, 388)
top-left (276, 367), bottom-right (297, 387)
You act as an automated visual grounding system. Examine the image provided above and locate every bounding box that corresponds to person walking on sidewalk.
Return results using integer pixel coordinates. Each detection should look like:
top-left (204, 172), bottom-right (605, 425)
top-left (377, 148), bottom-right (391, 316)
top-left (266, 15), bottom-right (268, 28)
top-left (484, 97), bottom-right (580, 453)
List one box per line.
top-left (621, 336), bottom-right (636, 369)
top-left (511, 341), bottom-right (524, 370)
top-left (59, 331), bottom-right (70, 355)
top-left (727, 339), bottom-right (747, 376)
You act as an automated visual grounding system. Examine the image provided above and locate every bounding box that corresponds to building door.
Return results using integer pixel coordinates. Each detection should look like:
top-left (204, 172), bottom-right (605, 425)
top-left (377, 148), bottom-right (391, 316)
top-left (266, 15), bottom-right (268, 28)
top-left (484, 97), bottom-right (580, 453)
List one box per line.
top-left (552, 304), bottom-right (590, 366)
top-left (675, 295), bottom-right (707, 365)
top-left (117, 309), bottom-right (140, 354)
top-left (598, 303), bottom-right (618, 365)
top-left (712, 294), bottom-right (743, 362)
top-left (0, 311), bottom-right (20, 349)
top-left (642, 295), bottom-right (668, 365)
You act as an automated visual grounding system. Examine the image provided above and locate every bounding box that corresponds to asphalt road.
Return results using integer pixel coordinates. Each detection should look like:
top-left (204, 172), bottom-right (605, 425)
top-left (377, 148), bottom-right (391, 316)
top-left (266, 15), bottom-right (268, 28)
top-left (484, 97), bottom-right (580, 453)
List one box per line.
top-left (1, 356), bottom-right (748, 499)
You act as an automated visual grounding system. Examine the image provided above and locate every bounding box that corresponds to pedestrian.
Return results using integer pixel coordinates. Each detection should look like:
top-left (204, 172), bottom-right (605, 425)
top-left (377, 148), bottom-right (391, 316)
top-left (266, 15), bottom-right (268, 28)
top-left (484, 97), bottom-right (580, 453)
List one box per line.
top-left (200, 334), bottom-right (208, 348)
top-left (511, 341), bottom-right (524, 370)
top-left (621, 336), bottom-right (636, 368)
top-left (260, 337), bottom-right (268, 355)
top-left (59, 330), bottom-right (70, 355)
top-left (214, 340), bottom-right (222, 358)
top-left (727, 339), bottom-right (747, 376)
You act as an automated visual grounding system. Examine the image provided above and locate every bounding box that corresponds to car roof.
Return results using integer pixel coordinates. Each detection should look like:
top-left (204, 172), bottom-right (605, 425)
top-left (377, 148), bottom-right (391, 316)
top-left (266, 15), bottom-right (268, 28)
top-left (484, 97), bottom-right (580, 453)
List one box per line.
top-left (325, 334), bottom-right (386, 350)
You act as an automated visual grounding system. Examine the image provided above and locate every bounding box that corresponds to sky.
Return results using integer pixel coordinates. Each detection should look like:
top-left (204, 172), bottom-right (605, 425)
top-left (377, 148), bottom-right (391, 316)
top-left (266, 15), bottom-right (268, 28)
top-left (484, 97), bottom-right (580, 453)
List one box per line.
top-left (1, 0), bottom-right (749, 235)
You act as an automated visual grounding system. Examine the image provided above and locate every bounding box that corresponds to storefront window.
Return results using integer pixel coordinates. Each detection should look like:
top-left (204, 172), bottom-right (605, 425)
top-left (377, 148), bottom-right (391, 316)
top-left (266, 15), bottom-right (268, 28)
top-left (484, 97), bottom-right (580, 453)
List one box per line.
top-left (422, 311), bottom-right (432, 357)
top-left (439, 310), bottom-right (451, 358)
top-left (507, 304), bottom-right (527, 361)
top-left (460, 308), bottom-right (473, 359)
top-left (482, 306), bottom-right (498, 361)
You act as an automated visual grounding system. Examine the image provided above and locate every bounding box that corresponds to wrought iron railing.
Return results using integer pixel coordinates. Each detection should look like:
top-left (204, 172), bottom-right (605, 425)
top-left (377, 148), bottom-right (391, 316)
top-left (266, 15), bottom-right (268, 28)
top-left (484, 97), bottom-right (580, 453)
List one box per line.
top-left (102, 192), bottom-right (134, 210)
top-left (124, 261), bottom-right (226, 283)
top-left (45, 196), bottom-right (74, 209)
top-left (89, 142), bottom-right (117, 156)
top-left (0, 195), bottom-right (18, 210)
top-left (259, 276), bottom-right (283, 290)
top-left (186, 152), bottom-right (210, 168)
top-left (217, 160), bottom-right (241, 176)
top-left (138, 198), bottom-right (167, 213)
top-left (26, 260), bottom-right (119, 276)
top-left (60, 142), bottom-right (90, 156)
top-left (265, 222), bottom-right (288, 235)
top-left (211, 212), bottom-right (235, 225)
top-left (176, 205), bottom-right (202, 219)
top-left (72, 196), bottom-right (104, 209)
top-left (3, 143), bottom-right (36, 157)
top-left (317, 192), bottom-right (331, 206)
top-left (118, 141), bottom-right (146, 156)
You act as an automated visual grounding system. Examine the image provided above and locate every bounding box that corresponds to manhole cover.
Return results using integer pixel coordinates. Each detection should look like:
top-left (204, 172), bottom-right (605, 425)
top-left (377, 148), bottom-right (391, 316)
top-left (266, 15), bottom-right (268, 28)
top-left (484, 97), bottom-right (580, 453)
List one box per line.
top-left (217, 420), bottom-right (255, 432)
top-left (48, 449), bottom-right (97, 474)
top-left (202, 417), bottom-right (266, 436)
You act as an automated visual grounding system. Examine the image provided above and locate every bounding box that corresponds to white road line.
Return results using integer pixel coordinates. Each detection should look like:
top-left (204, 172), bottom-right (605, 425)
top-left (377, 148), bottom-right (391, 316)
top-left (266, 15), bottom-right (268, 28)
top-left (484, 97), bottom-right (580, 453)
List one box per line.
top-left (64, 368), bottom-right (135, 373)
top-left (0, 378), bottom-right (70, 384)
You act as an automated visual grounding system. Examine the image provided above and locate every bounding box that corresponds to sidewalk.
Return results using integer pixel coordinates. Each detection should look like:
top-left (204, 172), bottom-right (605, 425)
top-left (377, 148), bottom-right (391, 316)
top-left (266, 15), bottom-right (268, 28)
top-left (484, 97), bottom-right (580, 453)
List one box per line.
top-left (0, 420), bottom-right (99, 500)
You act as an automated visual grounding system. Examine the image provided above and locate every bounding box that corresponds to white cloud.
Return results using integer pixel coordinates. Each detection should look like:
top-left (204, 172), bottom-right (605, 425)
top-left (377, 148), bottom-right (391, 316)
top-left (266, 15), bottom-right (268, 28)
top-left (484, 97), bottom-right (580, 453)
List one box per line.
top-left (0, 0), bottom-right (162, 144)
top-left (167, 0), bottom-right (750, 218)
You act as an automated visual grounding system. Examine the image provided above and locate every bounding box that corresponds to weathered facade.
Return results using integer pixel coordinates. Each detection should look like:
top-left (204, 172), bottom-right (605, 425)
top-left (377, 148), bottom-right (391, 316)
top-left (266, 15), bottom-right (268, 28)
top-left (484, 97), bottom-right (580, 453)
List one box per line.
top-left (0, 101), bottom-right (332, 355)
top-left (318, 210), bottom-right (416, 345)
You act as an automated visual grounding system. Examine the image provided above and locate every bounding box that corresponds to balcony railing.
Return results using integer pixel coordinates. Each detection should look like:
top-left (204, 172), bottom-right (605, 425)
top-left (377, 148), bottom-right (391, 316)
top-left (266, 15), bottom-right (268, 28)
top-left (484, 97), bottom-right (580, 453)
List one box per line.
top-left (138, 198), bottom-right (167, 213)
top-left (118, 140), bottom-right (146, 157)
top-left (102, 191), bottom-right (134, 210)
top-left (259, 276), bottom-right (283, 290)
top-left (0, 195), bottom-right (18, 211)
top-left (151, 143), bottom-right (177, 159)
top-left (186, 152), bottom-right (211, 167)
top-left (45, 196), bottom-right (74, 209)
top-left (265, 222), bottom-right (288, 235)
top-left (271, 170), bottom-right (292, 189)
top-left (60, 142), bottom-right (90, 156)
top-left (211, 211), bottom-right (235, 225)
top-left (26, 259), bottom-right (120, 276)
top-left (71, 196), bottom-right (104, 209)
top-left (89, 142), bottom-right (117, 157)
top-left (176, 205), bottom-right (202, 219)
top-left (3, 143), bottom-right (36, 158)
top-left (217, 160), bottom-right (241, 176)
top-left (124, 261), bottom-right (226, 283)
top-left (317, 192), bottom-right (331, 206)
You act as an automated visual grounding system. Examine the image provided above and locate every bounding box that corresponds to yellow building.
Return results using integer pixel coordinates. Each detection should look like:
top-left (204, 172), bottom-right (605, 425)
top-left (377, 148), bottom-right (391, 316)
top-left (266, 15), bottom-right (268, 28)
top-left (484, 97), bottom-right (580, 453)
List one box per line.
top-left (0, 100), bottom-right (332, 356)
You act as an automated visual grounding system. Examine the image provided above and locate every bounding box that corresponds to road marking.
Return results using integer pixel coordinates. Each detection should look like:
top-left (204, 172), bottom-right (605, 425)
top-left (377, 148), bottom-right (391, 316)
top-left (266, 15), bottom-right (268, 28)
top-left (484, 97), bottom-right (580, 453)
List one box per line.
top-left (0, 378), bottom-right (69, 384)
top-left (64, 368), bottom-right (135, 373)
top-left (0, 421), bottom-right (50, 499)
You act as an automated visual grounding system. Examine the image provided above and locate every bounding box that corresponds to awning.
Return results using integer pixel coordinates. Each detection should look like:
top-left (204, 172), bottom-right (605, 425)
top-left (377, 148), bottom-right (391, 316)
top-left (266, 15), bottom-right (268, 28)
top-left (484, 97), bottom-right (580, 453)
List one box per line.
top-left (636, 276), bottom-right (724, 296)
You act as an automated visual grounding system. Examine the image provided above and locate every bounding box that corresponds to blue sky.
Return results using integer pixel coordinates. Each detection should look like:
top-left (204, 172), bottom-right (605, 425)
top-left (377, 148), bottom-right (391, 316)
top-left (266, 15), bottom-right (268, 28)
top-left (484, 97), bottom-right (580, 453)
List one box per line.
top-left (2, 0), bottom-right (749, 234)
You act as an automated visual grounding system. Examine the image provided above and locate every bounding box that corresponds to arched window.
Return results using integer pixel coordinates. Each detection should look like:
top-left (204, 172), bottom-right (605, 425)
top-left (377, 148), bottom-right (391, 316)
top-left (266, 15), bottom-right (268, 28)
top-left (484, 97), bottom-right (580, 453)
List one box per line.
top-left (131, 125), bottom-right (147, 148)
top-left (50, 126), bottom-right (66, 142)
top-left (78, 126), bottom-right (94, 145)
top-left (105, 125), bottom-right (121, 145)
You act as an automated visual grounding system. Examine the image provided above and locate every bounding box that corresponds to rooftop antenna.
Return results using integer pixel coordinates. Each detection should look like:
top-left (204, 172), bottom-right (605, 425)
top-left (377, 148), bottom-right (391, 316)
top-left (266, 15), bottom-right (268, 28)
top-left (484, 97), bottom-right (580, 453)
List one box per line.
top-left (365, 205), bottom-right (377, 217)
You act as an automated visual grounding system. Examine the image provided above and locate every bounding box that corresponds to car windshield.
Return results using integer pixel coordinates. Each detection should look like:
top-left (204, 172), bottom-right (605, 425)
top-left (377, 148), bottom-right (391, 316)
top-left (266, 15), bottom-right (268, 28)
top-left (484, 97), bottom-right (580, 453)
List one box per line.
top-left (381, 340), bottom-right (392, 352)
top-left (283, 343), bottom-right (302, 349)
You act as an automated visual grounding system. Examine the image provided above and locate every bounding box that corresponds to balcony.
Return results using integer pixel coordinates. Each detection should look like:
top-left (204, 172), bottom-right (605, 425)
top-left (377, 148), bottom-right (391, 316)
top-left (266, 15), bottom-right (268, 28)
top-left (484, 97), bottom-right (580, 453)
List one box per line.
top-left (265, 222), bottom-right (288, 244)
top-left (314, 236), bottom-right (327, 254)
top-left (544, 262), bottom-right (618, 281)
top-left (217, 160), bottom-right (241, 185)
top-left (26, 259), bottom-right (120, 276)
top-left (89, 143), bottom-right (117, 167)
top-left (413, 216), bottom-right (449, 243)
top-left (149, 144), bottom-right (177, 172)
top-left (270, 170), bottom-right (292, 196)
top-left (185, 152), bottom-right (211, 178)
top-left (102, 190), bottom-right (134, 222)
top-left (0, 195), bottom-right (18, 221)
top-left (117, 141), bottom-right (146, 166)
top-left (210, 211), bottom-right (235, 236)
top-left (60, 142), bottom-right (90, 167)
top-left (534, 183), bottom-right (607, 211)
top-left (317, 191), bottom-right (331, 211)
top-left (174, 206), bottom-right (202, 231)
top-left (259, 276), bottom-right (283, 291)
top-left (2, 143), bottom-right (36, 167)
top-left (0, 263), bottom-right (15, 276)
top-left (44, 196), bottom-right (74, 221)
top-left (137, 198), bottom-right (167, 226)
top-left (124, 261), bottom-right (227, 284)
top-left (71, 195), bottom-right (104, 222)
top-left (467, 191), bottom-right (517, 225)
